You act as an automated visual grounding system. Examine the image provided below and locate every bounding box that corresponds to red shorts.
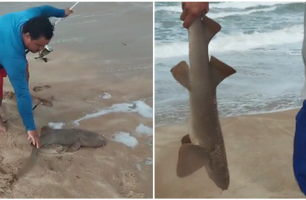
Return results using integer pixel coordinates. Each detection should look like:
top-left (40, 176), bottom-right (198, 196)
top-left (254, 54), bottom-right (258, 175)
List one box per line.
top-left (0, 63), bottom-right (29, 77)
top-left (0, 62), bottom-right (29, 98)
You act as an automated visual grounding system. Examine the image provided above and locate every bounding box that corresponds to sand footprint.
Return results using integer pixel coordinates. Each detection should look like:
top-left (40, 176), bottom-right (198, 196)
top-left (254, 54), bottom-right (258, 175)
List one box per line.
top-left (120, 171), bottom-right (147, 198)
top-left (35, 97), bottom-right (53, 107)
top-left (3, 91), bottom-right (53, 108)
top-left (0, 165), bottom-right (17, 196)
top-left (127, 191), bottom-right (146, 198)
top-left (118, 171), bottom-right (141, 196)
top-left (33, 85), bottom-right (51, 92)
top-left (3, 91), bottom-right (15, 100)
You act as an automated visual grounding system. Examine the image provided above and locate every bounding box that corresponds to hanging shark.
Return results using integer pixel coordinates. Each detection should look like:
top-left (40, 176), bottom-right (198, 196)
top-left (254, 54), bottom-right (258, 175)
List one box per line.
top-left (170, 15), bottom-right (236, 190)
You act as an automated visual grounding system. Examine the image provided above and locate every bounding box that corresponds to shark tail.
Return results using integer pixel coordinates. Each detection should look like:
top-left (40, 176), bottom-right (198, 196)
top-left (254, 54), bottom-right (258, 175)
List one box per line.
top-left (176, 134), bottom-right (230, 191)
top-left (201, 15), bottom-right (221, 45)
top-left (176, 135), bottom-right (211, 178)
top-left (16, 147), bottom-right (39, 179)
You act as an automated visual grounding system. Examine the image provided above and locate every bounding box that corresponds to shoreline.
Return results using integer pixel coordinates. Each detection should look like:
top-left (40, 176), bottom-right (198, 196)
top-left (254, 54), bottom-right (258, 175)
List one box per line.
top-left (155, 105), bottom-right (303, 128)
top-left (155, 108), bottom-right (303, 198)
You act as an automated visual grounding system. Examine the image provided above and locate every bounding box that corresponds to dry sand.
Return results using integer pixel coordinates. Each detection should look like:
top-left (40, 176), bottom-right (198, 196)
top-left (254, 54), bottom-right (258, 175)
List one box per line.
top-left (155, 109), bottom-right (305, 198)
top-left (0, 2), bottom-right (153, 198)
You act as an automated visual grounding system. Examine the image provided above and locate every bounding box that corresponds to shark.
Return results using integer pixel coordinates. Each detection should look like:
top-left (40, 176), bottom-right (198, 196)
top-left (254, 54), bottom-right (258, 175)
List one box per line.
top-left (170, 15), bottom-right (236, 190)
top-left (16, 126), bottom-right (107, 178)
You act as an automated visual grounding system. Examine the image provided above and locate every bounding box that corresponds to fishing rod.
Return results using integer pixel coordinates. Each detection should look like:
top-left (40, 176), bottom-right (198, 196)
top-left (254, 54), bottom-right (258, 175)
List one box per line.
top-left (35, 2), bottom-right (79, 62)
top-left (54, 2), bottom-right (79, 26)
top-left (32, 2), bottom-right (79, 110)
top-left (32, 101), bottom-right (41, 110)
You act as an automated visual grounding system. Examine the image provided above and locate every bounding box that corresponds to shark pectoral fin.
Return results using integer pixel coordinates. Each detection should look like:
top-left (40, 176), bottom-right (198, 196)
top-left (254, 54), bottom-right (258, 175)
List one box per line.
top-left (201, 15), bottom-right (221, 44)
top-left (176, 144), bottom-right (210, 178)
top-left (170, 61), bottom-right (191, 91)
top-left (210, 56), bottom-right (236, 87)
top-left (66, 142), bottom-right (81, 152)
top-left (181, 134), bottom-right (191, 144)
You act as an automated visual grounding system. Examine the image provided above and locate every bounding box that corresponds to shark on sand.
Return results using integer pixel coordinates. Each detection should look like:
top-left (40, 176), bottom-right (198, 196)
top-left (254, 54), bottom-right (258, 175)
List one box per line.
top-left (16, 126), bottom-right (107, 178)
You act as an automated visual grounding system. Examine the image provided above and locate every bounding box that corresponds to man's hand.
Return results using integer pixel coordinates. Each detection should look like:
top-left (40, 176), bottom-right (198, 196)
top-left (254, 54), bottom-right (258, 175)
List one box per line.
top-left (64, 8), bottom-right (73, 17)
top-left (180, 2), bottom-right (209, 28)
top-left (27, 130), bottom-right (40, 149)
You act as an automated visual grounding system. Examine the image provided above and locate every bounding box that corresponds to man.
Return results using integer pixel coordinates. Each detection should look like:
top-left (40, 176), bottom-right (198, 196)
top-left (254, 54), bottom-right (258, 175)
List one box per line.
top-left (0, 5), bottom-right (73, 149)
top-left (293, 3), bottom-right (306, 196)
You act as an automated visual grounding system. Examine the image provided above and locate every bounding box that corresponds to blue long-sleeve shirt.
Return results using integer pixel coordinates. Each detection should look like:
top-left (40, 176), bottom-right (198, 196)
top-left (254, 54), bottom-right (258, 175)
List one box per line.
top-left (0, 5), bottom-right (66, 131)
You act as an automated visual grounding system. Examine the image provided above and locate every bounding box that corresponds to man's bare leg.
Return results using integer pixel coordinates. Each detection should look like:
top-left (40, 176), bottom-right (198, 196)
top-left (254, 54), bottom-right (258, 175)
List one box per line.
top-left (0, 75), bottom-right (7, 133)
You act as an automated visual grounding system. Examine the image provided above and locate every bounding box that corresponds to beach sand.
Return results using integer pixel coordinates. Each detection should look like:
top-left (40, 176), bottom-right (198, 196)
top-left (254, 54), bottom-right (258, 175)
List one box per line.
top-left (0, 2), bottom-right (153, 198)
top-left (155, 109), bottom-right (305, 198)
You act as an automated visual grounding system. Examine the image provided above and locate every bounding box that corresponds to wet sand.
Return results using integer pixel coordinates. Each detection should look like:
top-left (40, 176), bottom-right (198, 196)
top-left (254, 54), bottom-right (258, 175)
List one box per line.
top-left (0, 2), bottom-right (153, 198)
top-left (155, 109), bottom-right (305, 198)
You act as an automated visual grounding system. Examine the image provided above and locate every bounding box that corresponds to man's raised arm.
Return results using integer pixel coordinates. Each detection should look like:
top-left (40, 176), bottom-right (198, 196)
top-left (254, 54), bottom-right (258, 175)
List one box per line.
top-left (26, 5), bottom-right (66, 18)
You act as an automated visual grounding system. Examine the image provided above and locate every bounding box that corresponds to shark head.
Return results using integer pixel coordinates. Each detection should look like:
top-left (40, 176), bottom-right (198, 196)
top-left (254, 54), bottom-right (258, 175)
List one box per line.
top-left (206, 165), bottom-right (230, 190)
top-left (212, 174), bottom-right (229, 190)
top-left (80, 131), bottom-right (107, 147)
top-left (94, 134), bottom-right (107, 147)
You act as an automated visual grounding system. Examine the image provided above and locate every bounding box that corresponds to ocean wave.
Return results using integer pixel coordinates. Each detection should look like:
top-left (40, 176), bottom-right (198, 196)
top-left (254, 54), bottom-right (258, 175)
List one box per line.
top-left (155, 25), bottom-right (303, 58)
top-left (208, 6), bottom-right (277, 19)
top-left (209, 2), bottom-right (291, 9)
top-left (155, 6), bottom-right (278, 20)
top-left (155, 2), bottom-right (292, 13)
top-left (155, 94), bottom-right (303, 126)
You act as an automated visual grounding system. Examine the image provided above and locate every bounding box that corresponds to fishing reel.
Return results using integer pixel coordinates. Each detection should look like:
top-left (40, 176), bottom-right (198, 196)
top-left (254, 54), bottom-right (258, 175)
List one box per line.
top-left (34, 44), bottom-right (53, 63)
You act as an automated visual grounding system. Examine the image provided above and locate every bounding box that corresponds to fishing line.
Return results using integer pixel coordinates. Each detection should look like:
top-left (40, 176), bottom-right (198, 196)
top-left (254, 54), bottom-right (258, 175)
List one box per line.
top-left (32, 2), bottom-right (79, 110)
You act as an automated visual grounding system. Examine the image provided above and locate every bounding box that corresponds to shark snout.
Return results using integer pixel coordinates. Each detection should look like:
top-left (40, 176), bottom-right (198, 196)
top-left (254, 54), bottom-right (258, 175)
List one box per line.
top-left (80, 134), bottom-right (107, 147)
top-left (211, 174), bottom-right (229, 190)
top-left (99, 136), bottom-right (107, 145)
top-left (216, 177), bottom-right (229, 190)
top-left (93, 135), bottom-right (107, 146)
top-left (207, 167), bottom-right (230, 190)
